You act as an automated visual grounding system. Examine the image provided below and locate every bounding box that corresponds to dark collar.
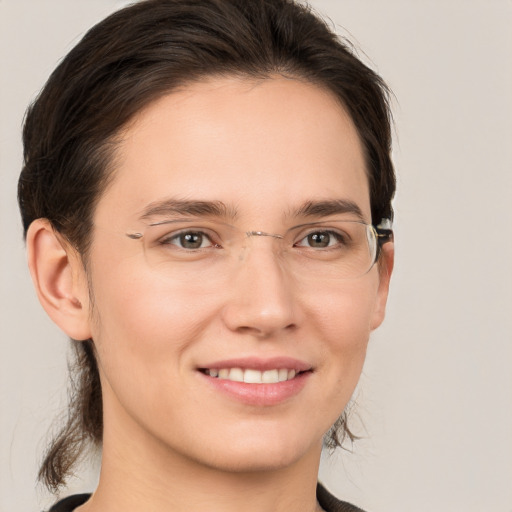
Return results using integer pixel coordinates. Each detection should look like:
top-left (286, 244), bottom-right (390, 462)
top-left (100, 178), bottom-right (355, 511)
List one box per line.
top-left (47, 485), bottom-right (367, 512)
top-left (47, 493), bottom-right (90, 512)
top-left (317, 483), bottom-right (367, 512)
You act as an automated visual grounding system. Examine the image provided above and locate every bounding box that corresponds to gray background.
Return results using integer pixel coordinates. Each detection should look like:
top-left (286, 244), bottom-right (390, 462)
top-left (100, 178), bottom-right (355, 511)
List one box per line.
top-left (1, 1), bottom-right (511, 511)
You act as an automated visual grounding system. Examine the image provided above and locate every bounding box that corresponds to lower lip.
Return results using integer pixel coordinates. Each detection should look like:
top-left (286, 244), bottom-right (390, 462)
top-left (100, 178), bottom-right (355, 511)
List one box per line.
top-left (199, 371), bottom-right (311, 406)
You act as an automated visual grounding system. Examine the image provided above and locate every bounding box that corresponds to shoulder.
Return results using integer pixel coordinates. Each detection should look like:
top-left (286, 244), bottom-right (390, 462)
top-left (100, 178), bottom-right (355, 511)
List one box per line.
top-left (317, 483), bottom-right (368, 512)
top-left (46, 493), bottom-right (91, 512)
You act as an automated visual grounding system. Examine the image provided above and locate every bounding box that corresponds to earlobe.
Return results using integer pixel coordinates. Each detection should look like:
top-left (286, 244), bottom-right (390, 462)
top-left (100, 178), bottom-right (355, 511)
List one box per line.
top-left (370, 241), bottom-right (394, 330)
top-left (26, 219), bottom-right (92, 341)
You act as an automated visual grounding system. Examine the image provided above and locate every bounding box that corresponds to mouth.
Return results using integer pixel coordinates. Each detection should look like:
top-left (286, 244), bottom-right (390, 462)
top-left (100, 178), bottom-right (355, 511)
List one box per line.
top-left (199, 367), bottom-right (308, 384)
top-left (196, 357), bottom-right (313, 405)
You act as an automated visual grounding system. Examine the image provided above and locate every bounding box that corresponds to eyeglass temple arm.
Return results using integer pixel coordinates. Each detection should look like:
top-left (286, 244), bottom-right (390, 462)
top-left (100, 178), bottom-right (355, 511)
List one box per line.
top-left (375, 218), bottom-right (393, 244)
top-left (374, 216), bottom-right (393, 261)
top-left (374, 226), bottom-right (393, 261)
top-left (375, 227), bottom-right (393, 244)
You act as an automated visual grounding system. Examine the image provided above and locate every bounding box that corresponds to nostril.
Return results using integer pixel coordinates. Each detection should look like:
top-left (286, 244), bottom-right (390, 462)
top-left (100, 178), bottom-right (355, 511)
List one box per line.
top-left (234, 322), bottom-right (297, 337)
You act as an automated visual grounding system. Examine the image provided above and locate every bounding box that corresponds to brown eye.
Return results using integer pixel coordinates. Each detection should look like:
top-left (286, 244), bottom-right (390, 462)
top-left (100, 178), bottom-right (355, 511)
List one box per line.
top-left (180, 232), bottom-right (204, 249)
top-left (161, 231), bottom-right (213, 249)
top-left (297, 231), bottom-right (344, 249)
top-left (307, 232), bottom-right (331, 248)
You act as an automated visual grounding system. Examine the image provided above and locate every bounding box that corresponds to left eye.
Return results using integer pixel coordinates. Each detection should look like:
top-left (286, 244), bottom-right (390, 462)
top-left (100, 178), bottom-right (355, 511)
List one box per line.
top-left (162, 231), bottom-right (214, 250)
top-left (296, 230), bottom-right (344, 249)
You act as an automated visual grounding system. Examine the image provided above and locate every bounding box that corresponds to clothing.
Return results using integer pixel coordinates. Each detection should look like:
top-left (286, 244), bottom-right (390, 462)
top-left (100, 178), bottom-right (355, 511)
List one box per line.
top-left (47, 494), bottom-right (90, 512)
top-left (317, 484), bottom-right (367, 512)
top-left (47, 484), bottom-right (366, 512)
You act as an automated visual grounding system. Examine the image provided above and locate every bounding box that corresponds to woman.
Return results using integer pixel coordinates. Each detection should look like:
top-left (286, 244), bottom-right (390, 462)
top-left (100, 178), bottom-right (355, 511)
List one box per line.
top-left (18, 0), bottom-right (395, 511)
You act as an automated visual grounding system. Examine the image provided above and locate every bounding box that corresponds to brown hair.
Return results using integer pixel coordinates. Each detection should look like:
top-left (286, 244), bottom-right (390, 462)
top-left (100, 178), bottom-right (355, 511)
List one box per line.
top-left (18, 0), bottom-right (395, 491)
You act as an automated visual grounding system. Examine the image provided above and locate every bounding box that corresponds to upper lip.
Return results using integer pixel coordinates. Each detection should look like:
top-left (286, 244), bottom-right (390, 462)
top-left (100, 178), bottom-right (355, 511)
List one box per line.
top-left (197, 356), bottom-right (313, 372)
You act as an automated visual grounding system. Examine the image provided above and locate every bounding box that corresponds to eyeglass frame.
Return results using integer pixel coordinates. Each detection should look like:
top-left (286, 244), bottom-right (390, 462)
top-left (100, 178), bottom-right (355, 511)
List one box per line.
top-left (124, 218), bottom-right (393, 280)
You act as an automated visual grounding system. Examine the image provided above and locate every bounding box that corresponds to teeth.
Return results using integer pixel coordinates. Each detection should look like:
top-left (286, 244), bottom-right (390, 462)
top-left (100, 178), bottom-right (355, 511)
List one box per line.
top-left (228, 368), bottom-right (244, 382)
top-left (262, 369), bottom-right (279, 383)
top-left (278, 368), bottom-right (288, 382)
top-left (205, 367), bottom-right (300, 384)
top-left (244, 369), bottom-right (262, 383)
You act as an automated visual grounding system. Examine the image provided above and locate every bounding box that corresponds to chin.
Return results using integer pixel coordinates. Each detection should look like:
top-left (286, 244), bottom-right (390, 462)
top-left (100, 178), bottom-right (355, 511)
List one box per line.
top-left (186, 427), bottom-right (323, 474)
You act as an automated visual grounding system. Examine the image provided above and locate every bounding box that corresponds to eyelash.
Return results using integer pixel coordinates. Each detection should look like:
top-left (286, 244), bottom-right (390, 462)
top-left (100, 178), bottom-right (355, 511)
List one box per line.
top-left (295, 230), bottom-right (348, 249)
top-left (159, 230), bottom-right (219, 250)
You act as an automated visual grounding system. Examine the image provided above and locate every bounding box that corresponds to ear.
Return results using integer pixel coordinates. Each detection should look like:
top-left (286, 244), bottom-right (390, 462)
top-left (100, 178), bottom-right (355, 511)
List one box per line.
top-left (370, 241), bottom-right (394, 330)
top-left (26, 219), bottom-right (92, 341)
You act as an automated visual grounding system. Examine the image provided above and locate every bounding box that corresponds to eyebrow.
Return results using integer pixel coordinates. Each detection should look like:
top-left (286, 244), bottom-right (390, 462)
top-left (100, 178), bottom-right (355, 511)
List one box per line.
top-left (291, 199), bottom-right (365, 222)
top-left (137, 197), bottom-right (365, 223)
top-left (138, 199), bottom-right (238, 222)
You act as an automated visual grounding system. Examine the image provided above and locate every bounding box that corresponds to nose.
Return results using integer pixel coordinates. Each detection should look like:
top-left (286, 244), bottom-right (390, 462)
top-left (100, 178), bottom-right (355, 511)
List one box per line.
top-left (220, 238), bottom-right (298, 338)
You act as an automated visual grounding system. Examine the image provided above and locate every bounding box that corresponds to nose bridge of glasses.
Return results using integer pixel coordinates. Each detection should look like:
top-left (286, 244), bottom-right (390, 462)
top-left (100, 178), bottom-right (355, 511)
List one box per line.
top-left (235, 230), bottom-right (286, 262)
top-left (245, 230), bottom-right (284, 240)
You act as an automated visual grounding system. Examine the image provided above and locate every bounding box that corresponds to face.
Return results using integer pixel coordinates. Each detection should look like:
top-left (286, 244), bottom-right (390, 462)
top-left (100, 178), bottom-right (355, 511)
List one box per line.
top-left (82, 77), bottom-right (392, 473)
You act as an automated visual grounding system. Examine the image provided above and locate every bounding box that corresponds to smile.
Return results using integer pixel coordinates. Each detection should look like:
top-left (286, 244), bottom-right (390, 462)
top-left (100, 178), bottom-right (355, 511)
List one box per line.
top-left (202, 368), bottom-right (299, 384)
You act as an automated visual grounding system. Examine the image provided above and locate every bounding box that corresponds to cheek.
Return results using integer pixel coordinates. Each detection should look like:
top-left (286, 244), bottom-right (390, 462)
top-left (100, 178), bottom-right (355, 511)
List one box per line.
top-left (302, 276), bottom-right (379, 397)
top-left (88, 262), bottom-right (221, 379)
top-left (305, 274), bottom-right (379, 342)
top-left (86, 266), bottom-right (226, 434)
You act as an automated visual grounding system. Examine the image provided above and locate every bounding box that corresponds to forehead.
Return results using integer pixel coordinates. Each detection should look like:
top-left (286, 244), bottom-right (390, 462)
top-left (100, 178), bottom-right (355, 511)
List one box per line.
top-left (95, 76), bottom-right (370, 227)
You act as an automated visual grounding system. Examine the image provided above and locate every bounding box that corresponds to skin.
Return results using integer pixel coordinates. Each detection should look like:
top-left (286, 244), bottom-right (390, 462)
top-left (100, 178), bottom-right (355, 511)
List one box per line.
top-left (27, 76), bottom-right (393, 512)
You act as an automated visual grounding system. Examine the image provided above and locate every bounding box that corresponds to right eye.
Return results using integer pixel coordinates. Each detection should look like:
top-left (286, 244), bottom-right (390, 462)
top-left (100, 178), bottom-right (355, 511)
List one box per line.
top-left (160, 231), bottom-right (217, 250)
top-left (295, 229), bottom-right (348, 250)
